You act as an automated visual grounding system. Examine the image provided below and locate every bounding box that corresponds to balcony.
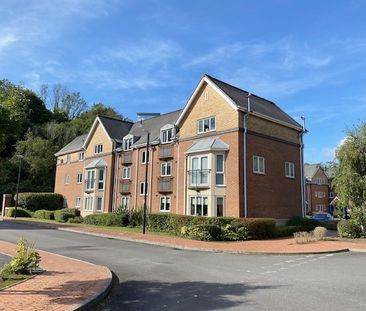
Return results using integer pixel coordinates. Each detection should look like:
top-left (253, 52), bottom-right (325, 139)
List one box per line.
top-left (158, 177), bottom-right (173, 193)
top-left (187, 170), bottom-right (211, 189)
top-left (121, 152), bottom-right (133, 165)
top-left (159, 145), bottom-right (173, 159)
top-left (120, 180), bottom-right (131, 194)
top-left (84, 179), bottom-right (95, 193)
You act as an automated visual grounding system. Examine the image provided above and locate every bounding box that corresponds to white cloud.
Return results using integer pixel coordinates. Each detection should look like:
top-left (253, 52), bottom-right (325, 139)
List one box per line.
top-left (322, 137), bottom-right (347, 160)
top-left (0, 33), bottom-right (17, 51)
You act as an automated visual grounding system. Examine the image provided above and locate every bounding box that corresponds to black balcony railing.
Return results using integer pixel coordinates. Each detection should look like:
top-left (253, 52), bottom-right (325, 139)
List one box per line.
top-left (187, 169), bottom-right (210, 189)
top-left (159, 145), bottom-right (173, 159)
top-left (122, 152), bottom-right (133, 165)
top-left (158, 177), bottom-right (173, 193)
top-left (120, 180), bottom-right (131, 194)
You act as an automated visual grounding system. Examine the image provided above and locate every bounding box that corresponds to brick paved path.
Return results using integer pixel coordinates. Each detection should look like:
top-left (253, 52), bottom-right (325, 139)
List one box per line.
top-left (0, 240), bottom-right (111, 311)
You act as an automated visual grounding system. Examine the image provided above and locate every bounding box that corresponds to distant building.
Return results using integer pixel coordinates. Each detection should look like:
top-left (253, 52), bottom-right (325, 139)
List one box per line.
top-left (55, 74), bottom-right (306, 220)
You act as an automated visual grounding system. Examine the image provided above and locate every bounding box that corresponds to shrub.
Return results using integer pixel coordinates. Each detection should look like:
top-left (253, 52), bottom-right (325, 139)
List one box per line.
top-left (221, 223), bottom-right (250, 241)
top-left (293, 231), bottom-right (314, 244)
top-left (181, 224), bottom-right (222, 241)
top-left (0, 238), bottom-right (41, 278)
top-left (129, 208), bottom-right (144, 227)
top-left (33, 210), bottom-right (54, 220)
top-left (337, 219), bottom-right (362, 238)
top-left (275, 225), bottom-right (304, 237)
top-left (313, 226), bottom-right (327, 241)
top-left (5, 207), bottom-right (33, 218)
top-left (323, 220), bottom-right (339, 231)
top-left (286, 216), bottom-right (319, 231)
top-left (84, 213), bottom-right (125, 226)
top-left (54, 208), bottom-right (79, 223)
top-left (15, 193), bottom-right (64, 212)
top-left (67, 216), bottom-right (83, 223)
top-left (148, 213), bottom-right (173, 232)
top-left (245, 218), bottom-right (276, 239)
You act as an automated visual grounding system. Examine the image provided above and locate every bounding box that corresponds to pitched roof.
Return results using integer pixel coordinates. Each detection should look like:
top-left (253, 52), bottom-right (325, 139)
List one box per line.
top-left (128, 109), bottom-right (182, 146)
top-left (205, 75), bottom-right (302, 129)
top-left (304, 164), bottom-right (321, 179)
top-left (186, 137), bottom-right (229, 154)
top-left (55, 134), bottom-right (87, 156)
top-left (98, 115), bottom-right (133, 142)
top-left (85, 158), bottom-right (107, 169)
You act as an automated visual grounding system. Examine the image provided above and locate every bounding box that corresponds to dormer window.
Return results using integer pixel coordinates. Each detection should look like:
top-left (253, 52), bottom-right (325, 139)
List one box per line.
top-left (94, 144), bottom-right (103, 154)
top-left (123, 135), bottom-right (134, 151)
top-left (160, 124), bottom-right (175, 144)
top-left (198, 117), bottom-right (216, 134)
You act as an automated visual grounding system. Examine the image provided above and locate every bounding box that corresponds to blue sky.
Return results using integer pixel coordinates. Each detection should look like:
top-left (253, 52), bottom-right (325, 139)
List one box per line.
top-left (1, 0), bottom-right (366, 164)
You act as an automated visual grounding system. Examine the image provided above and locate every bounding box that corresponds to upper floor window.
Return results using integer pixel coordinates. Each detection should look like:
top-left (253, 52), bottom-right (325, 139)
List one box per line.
top-left (160, 126), bottom-right (174, 144)
top-left (197, 116), bottom-right (216, 134)
top-left (94, 144), bottom-right (103, 154)
top-left (160, 196), bottom-right (171, 212)
top-left (253, 155), bottom-right (265, 174)
top-left (285, 162), bottom-right (295, 178)
top-left (98, 168), bottom-right (105, 190)
top-left (76, 173), bottom-right (83, 184)
top-left (75, 197), bottom-right (81, 208)
top-left (315, 191), bottom-right (326, 198)
top-left (141, 150), bottom-right (149, 164)
top-left (78, 152), bottom-right (85, 161)
top-left (140, 182), bottom-right (148, 195)
top-left (316, 178), bottom-right (326, 185)
top-left (65, 174), bottom-right (70, 184)
top-left (216, 154), bottom-right (224, 185)
top-left (161, 162), bottom-right (172, 176)
top-left (122, 167), bottom-right (131, 179)
top-left (67, 154), bottom-right (71, 163)
top-left (123, 137), bottom-right (133, 151)
top-left (86, 170), bottom-right (95, 190)
top-left (190, 155), bottom-right (209, 186)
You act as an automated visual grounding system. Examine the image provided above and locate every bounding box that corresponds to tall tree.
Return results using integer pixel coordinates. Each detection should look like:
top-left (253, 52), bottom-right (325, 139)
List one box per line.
top-left (334, 123), bottom-right (366, 234)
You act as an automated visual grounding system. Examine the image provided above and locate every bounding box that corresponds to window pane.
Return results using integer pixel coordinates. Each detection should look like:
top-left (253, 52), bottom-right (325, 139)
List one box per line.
top-left (216, 173), bottom-right (224, 185)
top-left (217, 197), bottom-right (224, 217)
top-left (198, 120), bottom-right (203, 133)
top-left (210, 117), bottom-right (216, 130)
top-left (203, 119), bottom-right (209, 131)
top-left (166, 163), bottom-right (171, 175)
top-left (201, 156), bottom-right (208, 169)
top-left (203, 197), bottom-right (208, 216)
top-left (160, 197), bottom-right (165, 211)
top-left (190, 197), bottom-right (196, 215)
top-left (166, 197), bottom-right (170, 211)
top-left (216, 155), bottom-right (223, 172)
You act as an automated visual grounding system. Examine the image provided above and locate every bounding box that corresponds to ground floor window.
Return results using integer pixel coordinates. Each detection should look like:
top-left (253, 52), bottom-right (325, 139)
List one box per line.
top-left (315, 204), bottom-right (326, 212)
top-left (84, 196), bottom-right (93, 211)
top-left (160, 196), bottom-right (171, 212)
top-left (75, 197), bottom-right (81, 208)
top-left (216, 196), bottom-right (224, 217)
top-left (190, 196), bottom-right (208, 216)
top-left (96, 197), bottom-right (103, 212)
top-left (121, 196), bottom-right (130, 209)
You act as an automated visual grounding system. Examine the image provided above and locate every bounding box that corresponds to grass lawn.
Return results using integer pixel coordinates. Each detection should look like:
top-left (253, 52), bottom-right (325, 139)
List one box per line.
top-left (0, 274), bottom-right (33, 290)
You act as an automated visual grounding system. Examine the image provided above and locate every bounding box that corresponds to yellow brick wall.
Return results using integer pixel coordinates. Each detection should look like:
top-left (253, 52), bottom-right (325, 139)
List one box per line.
top-left (179, 82), bottom-right (239, 138)
top-left (246, 115), bottom-right (299, 143)
top-left (85, 123), bottom-right (113, 157)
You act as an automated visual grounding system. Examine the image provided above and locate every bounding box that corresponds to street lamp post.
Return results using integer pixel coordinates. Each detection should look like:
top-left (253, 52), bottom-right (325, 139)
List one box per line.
top-left (142, 129), bottom-right (150, 235)
top-left (14, 155), bottom-right (23, 219)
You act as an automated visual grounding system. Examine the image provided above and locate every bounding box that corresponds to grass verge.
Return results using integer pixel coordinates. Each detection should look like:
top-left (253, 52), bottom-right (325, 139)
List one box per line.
top-left (0, 274), bottom-right (33, 290)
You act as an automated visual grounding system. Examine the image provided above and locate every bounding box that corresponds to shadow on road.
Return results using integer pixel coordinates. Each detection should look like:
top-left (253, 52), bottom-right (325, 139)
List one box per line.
top-left (99, 274), bottom-right (281, 311)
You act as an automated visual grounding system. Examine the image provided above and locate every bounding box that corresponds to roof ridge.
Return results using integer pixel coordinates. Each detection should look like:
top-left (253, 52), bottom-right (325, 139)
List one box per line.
top-left (133, 109), bottom-right (182, 124)
top-left (98, 115), bottom-right (134, 123)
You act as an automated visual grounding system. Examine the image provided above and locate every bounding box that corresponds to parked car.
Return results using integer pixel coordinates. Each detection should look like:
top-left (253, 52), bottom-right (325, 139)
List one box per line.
top-left (312, 213), bottom-right (334, 222)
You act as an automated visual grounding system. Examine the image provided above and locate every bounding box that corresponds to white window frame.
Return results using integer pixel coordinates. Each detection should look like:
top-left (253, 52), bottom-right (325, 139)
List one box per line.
top-left (190, 155), bottom-right (209, 186)
top-left (190, 196), bottom-right (208, 217)
top-left (65, 174), bottom-right (70, 185)
top-left (197, 116), bottom-right (216, 134)
top-left (86, 169), bottom-right (95, 190)
top-left (140, 182), bottom-right (148, 195)
top-left (123, 135), bottom-right (133, 151)
top-left (120, 196), bottom-right (130, 210)
top-left (84, 196), bottom-right (93, 211)
top-left (215, 154), bottom-right (225, 186)
top-left (94, 144), bottom-right (103, 154)
top-left (160, 196), bottom-right (171, 212)
top-left (315, 204), bottom-right (326, 212)
top-left (76, 173), bottom-right (83, 184)
top-left (216, 196), bottom-right (225, 217)
top-left (78, 152), bottom-right (85, 161)
top-left (75, 197), bottom-right (81, 208)
top-left (97, 168), bottom-right (105, 190)
top-left (161, 162), bottom-right (172, 176)
top-left (160, 125), bottom-right (175, 144)
top-left (141, 150), bottom-right (149, 164)
top-left (285, 161), bottom-right (295, 178)
top-left (122, 167), bottom-right (131, 179)
top-left (253, 155), bottom-right (265, 174)
top-left (96, 196), bottom-right (103, 212)
top-left (329, 192), bottom-right (335, 199)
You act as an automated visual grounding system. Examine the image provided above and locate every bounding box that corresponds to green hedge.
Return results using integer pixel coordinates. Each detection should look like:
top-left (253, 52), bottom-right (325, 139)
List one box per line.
top-left (33, 209), bottom-right (55, 220)
top-left (54, 208), bottom-right (80, 223)
top-left (245, 218), bottom-right (276, 239)
top-left (84, 213), bottom-right (129, 226)
top-left (323, 220), bottom-right (339, 231)
top-left (16, 193), bottom-right (64, 212)
top-left (286, 216), bottom-right (319, 231)
top-left (275, 225), bottom-right (304, 237)
top-left (5, 207), bottom-right (33, 218)
top-left (337, 220), bottom-right (361, 238)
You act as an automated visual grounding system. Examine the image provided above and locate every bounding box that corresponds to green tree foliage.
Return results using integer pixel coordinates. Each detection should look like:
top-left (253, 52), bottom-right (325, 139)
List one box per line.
top-left (334, 123), bottom-right (366, 234)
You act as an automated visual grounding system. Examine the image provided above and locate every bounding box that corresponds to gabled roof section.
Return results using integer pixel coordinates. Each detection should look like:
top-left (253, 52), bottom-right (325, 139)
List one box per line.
top-left (186, 137), bottom-right (229, 154)
top-left (83, 115), bottom-right (133, 148)
top-left (304, 164), bottom-right (322, 180)
top-left (55, 134), bottom-right (87, 156)
top-left (85, 158), bottom-right (107, 169)
top-left (176, 74), bottom-right (302, 131)
top-left (128, 109), bottom-right (182, 146)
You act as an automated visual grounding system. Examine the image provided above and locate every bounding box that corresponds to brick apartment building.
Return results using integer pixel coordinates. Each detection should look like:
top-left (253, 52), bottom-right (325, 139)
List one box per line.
top-left (54, 74), bottom-right (306, 220)
top-left (304, 164), bottom-right (335, 214)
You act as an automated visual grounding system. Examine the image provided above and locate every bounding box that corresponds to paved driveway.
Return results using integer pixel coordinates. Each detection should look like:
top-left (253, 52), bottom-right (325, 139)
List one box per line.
top-left (0, 221), bottom-right (365, 311)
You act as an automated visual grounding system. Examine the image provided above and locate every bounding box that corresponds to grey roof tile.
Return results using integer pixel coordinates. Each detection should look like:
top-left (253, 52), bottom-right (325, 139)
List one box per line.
top-left (55, 134), bottom-right (87, 156)
top-left (304, 164), bottom-right (320, 179)
top-left (98, 115), bottom-right (133, 141)
top-left (186, 137), bottom-right (229, 154)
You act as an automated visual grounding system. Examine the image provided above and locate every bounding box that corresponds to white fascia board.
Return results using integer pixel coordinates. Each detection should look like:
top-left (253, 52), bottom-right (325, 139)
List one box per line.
top-left (82, 116), bottom-right (112, 149)
top-left (175, 76), bottom-right (239, 126)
